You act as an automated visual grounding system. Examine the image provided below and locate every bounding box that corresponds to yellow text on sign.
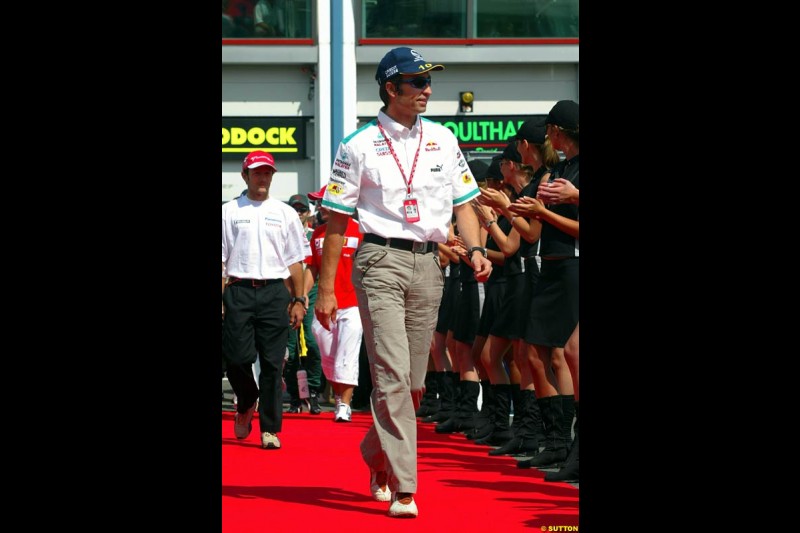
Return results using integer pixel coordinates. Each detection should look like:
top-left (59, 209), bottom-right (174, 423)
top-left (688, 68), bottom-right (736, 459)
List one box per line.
top-left (222, 127), bottom-right (298, 152)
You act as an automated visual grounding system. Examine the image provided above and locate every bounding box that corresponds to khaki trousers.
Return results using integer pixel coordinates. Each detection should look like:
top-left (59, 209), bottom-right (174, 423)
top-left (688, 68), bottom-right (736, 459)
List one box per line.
top-left (354, 243), bottom-right (444, 494)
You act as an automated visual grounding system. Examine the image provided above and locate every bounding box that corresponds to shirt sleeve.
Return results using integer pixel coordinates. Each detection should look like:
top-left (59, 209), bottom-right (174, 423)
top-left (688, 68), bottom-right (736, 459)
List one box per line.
top-left (450, 143), bottom-right (480, 206)
top-left (322, 141), bottom-right (360, 215)
top-left (221, 205), bottom-right (229, 266)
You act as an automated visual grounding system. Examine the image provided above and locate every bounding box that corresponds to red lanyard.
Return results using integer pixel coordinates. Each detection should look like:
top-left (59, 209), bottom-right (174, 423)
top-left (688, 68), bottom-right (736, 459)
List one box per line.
top-left (377, 118), bottom-right (424, 196)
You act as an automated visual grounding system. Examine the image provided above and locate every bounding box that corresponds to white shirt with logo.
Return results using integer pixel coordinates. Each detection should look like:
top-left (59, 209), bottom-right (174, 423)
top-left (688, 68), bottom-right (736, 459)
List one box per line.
top-left (222, 196), bottom-right (309, 279)
top-left (321, 110), bottom-right (479, 243)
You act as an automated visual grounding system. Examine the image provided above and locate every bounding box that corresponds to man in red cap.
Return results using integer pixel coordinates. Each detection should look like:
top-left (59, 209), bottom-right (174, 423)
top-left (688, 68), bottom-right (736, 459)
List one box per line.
top-left (222, 150), bottom-right (309, 450)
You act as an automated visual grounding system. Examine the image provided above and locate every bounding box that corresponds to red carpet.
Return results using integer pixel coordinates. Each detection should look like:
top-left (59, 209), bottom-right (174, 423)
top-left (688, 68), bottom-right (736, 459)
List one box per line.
top-left (222, 410), bottom-right (578, 531)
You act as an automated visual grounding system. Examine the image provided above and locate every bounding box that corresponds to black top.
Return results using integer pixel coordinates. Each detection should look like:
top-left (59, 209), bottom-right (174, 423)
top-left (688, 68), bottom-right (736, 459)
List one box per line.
top-left (498, 215), bottom-right (523, 277)
top-left (539, 154), bottom-right (579, 258)
top-left (517, 165), bottom-right (547, 259)
top-left (486, 226), bottom-right (504, 283)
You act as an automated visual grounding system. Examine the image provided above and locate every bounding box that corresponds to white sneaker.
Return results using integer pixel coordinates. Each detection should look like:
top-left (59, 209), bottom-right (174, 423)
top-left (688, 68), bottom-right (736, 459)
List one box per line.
top-left (370, 470), bottom-right (391, 502)
top-left (234, 404), bottom-right (256, 439)
top-left (388, 493), bottom-right (418, 518)
top-left (334, 403), bottom-right (352, 422)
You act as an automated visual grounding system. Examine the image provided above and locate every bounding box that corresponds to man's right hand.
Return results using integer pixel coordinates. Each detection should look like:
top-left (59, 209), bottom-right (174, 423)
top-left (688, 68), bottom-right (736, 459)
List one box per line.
top-left (314, 289), bottom-right (338, 331)
top-left (471, 255), bottom-right (493, 283)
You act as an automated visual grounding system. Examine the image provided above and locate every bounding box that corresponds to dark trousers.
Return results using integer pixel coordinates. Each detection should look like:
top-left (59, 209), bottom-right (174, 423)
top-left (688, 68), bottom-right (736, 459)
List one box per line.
top-left (285, 282), bottom-right (323, 394)
top-left (222, 281), bottom-right (289, 434)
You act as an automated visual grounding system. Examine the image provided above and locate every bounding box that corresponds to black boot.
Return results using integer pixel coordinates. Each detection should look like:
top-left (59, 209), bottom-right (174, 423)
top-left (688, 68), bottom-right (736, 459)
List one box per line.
top-left (436, 381), bottom-right (480, 433)
top-left (517, 395), bottom-right (575, 468)
top-left (545, 402), bottom-right (579, 482)
top-left (415, 371), bottom-right (440, 417)
top-left (509, 385), bottom-right (523, 434)
top-left (531, 389), bottom-right (546, 445)
top-left (488, 389), bottom-right (540, 456)
top-left (475, 384), bottom-right (514, 446)
top-left (466, 380), bottom-right (495, 439)
top-left (309, 390), bottom-right (322, 415)
top-left (423, 371), bottom-right (459, 423)
top-left (286, 397), bottom-right (302, 413)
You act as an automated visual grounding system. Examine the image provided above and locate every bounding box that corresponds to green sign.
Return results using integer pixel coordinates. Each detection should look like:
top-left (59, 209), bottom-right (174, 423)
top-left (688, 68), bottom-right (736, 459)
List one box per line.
top-left (359, 115), bottom-right (545, 151)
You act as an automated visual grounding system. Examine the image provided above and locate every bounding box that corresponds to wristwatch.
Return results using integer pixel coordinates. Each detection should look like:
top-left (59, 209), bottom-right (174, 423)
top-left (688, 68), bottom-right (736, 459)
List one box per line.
top-left (467, 246), bottom-right (488, 259)
top-left (291, 296), bottom-right (307, 305)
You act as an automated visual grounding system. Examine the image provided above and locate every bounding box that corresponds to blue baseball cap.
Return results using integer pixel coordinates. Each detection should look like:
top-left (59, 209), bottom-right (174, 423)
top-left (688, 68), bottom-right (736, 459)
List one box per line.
top-left (375, 47), bottom-right (444, 85)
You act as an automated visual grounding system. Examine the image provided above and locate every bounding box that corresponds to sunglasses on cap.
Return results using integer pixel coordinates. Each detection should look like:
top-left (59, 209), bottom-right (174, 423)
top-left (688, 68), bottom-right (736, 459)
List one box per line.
top-left (398, 76), bottom-right (432, 89)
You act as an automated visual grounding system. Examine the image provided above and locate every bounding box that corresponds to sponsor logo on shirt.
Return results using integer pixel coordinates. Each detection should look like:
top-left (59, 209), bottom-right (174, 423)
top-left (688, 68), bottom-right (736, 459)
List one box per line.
top-left (334, 158), bottom-right (350, 170)
top-left (431, 164), bottom-right (442, 173)
top-left (264, 216), bottom-right (283, 227)
top-left (458, 159), bottom-right (466, 168)
top-left (233, 219), bottom-right (251, 225)
top-left (424, 141), bottom-right (440, 151)
top-left (462, 173), bottom-right (473, 184)
top-left (376, 146), bottom-right (390, 156)
top-left (328, 183), bottom-right (344, 195)
top-left (332, 168), bottom-right (347, 179)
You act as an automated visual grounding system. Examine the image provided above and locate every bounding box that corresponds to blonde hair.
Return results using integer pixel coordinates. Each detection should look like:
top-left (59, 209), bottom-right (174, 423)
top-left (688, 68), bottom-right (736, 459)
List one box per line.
top-left (540, 137), bottom-right (561, 169)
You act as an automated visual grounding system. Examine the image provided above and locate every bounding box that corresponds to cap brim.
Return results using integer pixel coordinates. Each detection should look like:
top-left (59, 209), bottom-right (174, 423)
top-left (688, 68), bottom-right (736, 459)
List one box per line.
top-left (247, 162), bottom-right (277, 170)
top-left (400, 64), bottom-right (445, 75)
top-left (308, 185), bottom-right (328, 200)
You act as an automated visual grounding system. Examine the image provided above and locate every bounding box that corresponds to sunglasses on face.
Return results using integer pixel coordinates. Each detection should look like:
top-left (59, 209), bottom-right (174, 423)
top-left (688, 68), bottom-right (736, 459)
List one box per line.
top-left (398, 76), bottom-right (432, 89)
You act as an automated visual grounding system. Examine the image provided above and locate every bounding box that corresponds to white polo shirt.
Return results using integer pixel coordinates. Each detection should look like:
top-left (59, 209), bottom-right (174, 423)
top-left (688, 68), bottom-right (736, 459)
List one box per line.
top-left (321, 110), bottom-right (480, 243)
top-left (222, 196), bottom-right (309, 279)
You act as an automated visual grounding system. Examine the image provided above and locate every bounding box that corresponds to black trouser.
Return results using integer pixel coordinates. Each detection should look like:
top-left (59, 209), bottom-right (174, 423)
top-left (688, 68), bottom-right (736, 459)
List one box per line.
top-left (222, 280), bottom-right (289, 434)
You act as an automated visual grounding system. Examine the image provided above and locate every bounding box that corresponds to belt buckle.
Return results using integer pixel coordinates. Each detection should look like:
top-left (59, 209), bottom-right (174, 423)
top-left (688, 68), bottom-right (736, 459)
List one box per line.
top-left (412, 241), bottom-right (426, 253)
top-left (252, 279), bottom-right (265, 287)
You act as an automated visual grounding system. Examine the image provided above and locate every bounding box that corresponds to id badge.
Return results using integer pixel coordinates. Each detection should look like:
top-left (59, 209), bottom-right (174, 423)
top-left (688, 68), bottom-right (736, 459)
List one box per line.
top-left (403, 196), bottom-right (420, 223)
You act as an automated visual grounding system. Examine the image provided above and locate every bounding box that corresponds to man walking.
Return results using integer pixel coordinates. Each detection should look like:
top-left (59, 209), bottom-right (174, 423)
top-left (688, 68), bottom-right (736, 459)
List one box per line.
top-left (314, 47), bottom-right (492, 517)
top-left (222, 150), bottom-right (308, 450)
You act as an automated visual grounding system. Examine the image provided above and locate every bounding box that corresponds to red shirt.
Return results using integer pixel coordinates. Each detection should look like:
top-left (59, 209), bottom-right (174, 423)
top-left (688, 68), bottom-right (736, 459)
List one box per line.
top-left (306, 218), bottom-right (362, 309)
